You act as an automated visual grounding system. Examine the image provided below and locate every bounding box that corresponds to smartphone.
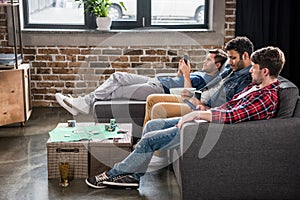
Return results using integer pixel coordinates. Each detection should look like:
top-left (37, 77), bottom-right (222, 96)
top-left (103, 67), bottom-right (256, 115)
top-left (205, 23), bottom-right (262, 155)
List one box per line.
top-left (183, 54), bottom-right (189, 65)
top-left (194, 91), bottom-right (202, 100)
top-left (183, 99), bottom-right (197, 111)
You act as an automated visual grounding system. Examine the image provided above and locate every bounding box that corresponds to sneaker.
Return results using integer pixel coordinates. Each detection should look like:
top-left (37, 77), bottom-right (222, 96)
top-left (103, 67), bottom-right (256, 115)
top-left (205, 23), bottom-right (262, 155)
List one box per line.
top-left (55, 93), bottom-right (90, 115)
top-left (55, 93), bottom-right (78, 115)
top-left (85, 171), bottom-right (110, 189)
top-left (148, 154), bottom-right (169, 167)
top-left (103, 174), bottom-right (139, 188)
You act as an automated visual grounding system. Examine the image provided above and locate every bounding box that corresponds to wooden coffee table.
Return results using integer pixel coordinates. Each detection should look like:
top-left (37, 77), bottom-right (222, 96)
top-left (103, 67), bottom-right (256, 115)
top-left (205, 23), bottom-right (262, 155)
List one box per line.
top-left (47, 122), bottom-right (132, 178)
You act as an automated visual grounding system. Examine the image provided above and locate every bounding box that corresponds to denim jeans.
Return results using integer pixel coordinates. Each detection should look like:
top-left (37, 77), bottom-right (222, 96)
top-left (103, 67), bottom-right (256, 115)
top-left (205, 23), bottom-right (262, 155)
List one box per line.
top-left (107, 117), bottom-right (181, 180)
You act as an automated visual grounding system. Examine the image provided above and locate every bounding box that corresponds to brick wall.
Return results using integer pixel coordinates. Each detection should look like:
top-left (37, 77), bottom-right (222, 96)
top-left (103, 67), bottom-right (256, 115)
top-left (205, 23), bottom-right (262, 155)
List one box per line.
top-left (0, 0), bottom-right (236, 107)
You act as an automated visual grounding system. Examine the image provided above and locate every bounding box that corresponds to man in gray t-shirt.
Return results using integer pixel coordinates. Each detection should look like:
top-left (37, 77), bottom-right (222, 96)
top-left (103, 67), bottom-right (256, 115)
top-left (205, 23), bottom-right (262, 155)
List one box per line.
top-left (55, 49), bottom-right (227, 116)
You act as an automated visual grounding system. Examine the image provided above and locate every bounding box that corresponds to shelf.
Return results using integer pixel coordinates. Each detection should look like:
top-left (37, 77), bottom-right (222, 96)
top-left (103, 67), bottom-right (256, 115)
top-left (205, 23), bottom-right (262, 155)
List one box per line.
top-left (0, 1), bottom-right (19, 6)
top-left (1, 0), bottom-right (23, 69)
top-left (0, 1), bottom-right (30, 127)
top-left (0, 53), bottom-right (22, 68)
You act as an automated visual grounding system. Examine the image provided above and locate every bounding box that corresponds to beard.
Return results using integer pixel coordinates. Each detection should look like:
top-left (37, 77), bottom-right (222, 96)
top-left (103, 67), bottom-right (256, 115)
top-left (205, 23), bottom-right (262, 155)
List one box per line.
top-left (252, 76), bottom-right (263, 84)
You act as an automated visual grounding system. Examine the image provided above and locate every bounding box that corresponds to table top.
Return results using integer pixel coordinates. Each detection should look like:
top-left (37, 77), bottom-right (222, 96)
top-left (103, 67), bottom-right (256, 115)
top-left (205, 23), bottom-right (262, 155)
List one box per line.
top-left (55, 122), bottom-right (132, 146)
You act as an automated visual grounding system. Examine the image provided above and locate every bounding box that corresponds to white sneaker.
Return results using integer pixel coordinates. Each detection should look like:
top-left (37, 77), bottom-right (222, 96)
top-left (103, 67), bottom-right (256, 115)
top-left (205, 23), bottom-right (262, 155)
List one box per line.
top-left (55, 93), bottom-right (90, 115)
top-left (148, 155), bottom-right (169, 167)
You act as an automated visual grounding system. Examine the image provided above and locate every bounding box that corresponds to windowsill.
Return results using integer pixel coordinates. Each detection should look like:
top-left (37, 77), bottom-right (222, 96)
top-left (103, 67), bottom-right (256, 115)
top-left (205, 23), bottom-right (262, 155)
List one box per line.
top-left (22, 28), bottom-right (213, 33)
top-left (19, 28), bottom-right (222, 47)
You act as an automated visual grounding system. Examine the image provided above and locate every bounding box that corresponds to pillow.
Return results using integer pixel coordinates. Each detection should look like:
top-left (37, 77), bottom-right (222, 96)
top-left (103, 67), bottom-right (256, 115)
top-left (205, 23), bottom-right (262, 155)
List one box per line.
top-left (276, 76), bottom-right (299, 118)
top-left (169, 88), bottom-right (196, 96)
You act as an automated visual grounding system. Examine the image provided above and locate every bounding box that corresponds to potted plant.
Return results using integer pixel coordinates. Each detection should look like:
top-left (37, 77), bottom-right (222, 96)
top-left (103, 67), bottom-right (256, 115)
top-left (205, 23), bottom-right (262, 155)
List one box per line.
top-left (75, 0), bottom-right (126, 30)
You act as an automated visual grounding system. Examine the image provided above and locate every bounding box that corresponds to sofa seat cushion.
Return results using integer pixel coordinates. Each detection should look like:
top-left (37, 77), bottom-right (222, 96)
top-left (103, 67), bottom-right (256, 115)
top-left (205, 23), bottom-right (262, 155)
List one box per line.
top-left (276, 76), bottom-right (299, 118)
top-left (93, 99), bottom-right (146, 140)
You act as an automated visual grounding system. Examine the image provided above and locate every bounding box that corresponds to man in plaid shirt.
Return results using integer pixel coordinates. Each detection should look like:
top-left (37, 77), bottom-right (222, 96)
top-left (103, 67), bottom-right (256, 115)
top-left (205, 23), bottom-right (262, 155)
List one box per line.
top-left (177, 46), bottom-right (284, 126)
top-left (85, 46), bottom-right (285, 189)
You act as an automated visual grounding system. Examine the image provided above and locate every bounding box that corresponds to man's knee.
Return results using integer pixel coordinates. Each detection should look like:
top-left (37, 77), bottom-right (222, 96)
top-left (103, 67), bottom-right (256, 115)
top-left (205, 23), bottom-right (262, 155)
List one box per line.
top-left (151, 103), bottom-right (167, 119)
top-left (146, 94), bottom-right (161, 108)
top-left (111, 71), bottom-right (124, 80)
top-left (143, 118), bottom-right (165, 134)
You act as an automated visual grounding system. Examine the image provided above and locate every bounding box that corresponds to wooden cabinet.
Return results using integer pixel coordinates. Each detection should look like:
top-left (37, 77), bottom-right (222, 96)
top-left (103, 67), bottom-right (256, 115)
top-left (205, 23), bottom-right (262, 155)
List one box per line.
top-left (0, 64), bottom-right (32, 126)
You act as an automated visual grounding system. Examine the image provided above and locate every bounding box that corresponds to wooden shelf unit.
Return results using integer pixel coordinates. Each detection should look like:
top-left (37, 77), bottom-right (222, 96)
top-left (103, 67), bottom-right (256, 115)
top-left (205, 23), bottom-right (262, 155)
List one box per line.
top-left (0, 1), bottom-right (31, 126)
top-left (0, 64), bottom-right (32, 126)
top-left (0, 0), bottom-right (23, 69)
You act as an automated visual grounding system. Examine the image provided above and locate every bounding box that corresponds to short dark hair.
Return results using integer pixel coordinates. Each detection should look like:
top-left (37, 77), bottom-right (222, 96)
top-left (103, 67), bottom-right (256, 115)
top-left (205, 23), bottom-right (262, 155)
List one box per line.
top-left (225, 36), bottom-right (254, 58)
top-left (250, 46), bottom-right (285, 78)
top-left (209, 49), bottom-right (228, 67)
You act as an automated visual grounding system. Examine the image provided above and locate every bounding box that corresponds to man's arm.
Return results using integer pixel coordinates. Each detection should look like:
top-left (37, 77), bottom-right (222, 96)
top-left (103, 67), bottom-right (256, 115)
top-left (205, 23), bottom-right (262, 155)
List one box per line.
top-left (177, 110), bottom-right (212, 129)
top-left (178, 59), bottom-right (193, 88)
top-left (211, 91), bottom-right (278, 124)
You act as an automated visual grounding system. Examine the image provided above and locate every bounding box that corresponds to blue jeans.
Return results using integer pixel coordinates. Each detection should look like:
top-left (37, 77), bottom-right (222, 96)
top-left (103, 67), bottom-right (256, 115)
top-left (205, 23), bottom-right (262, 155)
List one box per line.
top-left (107, 117), bottom-right (181, 180)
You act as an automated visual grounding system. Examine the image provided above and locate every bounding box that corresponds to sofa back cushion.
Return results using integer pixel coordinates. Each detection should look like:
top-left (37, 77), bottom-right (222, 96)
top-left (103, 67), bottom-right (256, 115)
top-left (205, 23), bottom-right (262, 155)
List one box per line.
top-left (276, 76), bottom-right (299, 118)
top-left (293, 97), bottom-right (300, 118)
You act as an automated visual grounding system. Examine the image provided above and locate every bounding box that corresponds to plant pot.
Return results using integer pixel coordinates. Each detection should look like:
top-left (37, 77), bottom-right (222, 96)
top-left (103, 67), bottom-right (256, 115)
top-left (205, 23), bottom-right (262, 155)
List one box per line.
top-left (96, 17), bottom-right (112, 31)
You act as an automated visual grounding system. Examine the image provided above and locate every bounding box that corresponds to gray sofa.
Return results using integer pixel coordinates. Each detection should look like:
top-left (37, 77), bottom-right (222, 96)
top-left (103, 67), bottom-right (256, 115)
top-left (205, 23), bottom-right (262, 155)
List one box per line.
top-left (174, 77), bottom-right (300, 199)
top-left (93, 100), bottom-right (145, 143)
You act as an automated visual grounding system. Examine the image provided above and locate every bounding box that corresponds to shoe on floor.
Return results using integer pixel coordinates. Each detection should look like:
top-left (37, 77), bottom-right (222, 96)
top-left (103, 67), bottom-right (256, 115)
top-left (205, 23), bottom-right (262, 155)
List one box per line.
top-left (55, 93), bottom-right (90, 115)
top-left (85, 171), bottom-right (110, 189)
top-left (103, 174), bottom-right (139, 188)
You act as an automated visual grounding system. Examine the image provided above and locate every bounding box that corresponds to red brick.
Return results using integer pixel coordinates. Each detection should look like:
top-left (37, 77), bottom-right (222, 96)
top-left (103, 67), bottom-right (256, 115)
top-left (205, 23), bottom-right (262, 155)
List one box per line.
top-left (43, 75), bottom-right (59, 81)
top-left (23, 48), bottom-right (37, 54)
top-left (36, 68), bottom-right (51, 74)
top-left (52, 68), bottom-right (77, 74)
top-left (60, 48), bottom-right (81, 55)
top-left (111, 63), bottom-right (130, 68)
top-left (38, 48), bottom-right (59, 54)
top-left (37, 82), bottom-right (55, 87)
top-left (55, 55), bottom-right (65, 61)
top-left (124, 49), bottom-right (143, 55)
top-left (140, 56), bottom-right (160, 62)
top-left (36, 55), bottom-right (52, 61)
top-left (32, 62), bottom-right (47, 68)
top-left (48, 62), bottom-right (68, 68)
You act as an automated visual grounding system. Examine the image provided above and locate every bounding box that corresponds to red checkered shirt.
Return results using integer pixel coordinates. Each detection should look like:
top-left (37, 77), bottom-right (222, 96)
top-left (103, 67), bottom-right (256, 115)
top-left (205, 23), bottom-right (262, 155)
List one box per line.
top-left (210, 80), bottom-right (280, 124)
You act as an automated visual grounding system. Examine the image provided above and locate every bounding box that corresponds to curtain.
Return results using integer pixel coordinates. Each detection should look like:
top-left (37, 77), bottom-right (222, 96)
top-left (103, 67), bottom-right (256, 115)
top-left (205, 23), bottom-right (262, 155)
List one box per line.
top-left (236, 0), bottom-right (300, 88)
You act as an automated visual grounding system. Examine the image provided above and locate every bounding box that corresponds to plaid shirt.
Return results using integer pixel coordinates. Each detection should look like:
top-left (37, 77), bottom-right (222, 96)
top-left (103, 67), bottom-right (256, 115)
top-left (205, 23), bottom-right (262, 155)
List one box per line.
top-left (210, 81), bottom-right (280, 124)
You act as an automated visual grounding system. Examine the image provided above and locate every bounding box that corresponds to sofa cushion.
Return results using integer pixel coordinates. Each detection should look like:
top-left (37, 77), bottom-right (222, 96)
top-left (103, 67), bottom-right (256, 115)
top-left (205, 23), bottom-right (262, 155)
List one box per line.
top-left (293, 97), bottom-right (300, 118)
top-left (276, 76), bottom-right (299, 118)
top-left (93, 99), bottom-right (146, 140)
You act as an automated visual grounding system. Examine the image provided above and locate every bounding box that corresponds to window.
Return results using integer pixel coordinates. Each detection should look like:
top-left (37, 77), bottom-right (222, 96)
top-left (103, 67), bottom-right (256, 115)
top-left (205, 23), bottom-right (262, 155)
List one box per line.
top-left (22, 0), bottom-right (209, 30)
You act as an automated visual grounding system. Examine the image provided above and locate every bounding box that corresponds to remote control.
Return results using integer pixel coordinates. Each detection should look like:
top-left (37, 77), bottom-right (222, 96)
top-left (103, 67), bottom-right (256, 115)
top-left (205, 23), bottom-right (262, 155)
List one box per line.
top-left (183, 99), bottom-right (197, 111)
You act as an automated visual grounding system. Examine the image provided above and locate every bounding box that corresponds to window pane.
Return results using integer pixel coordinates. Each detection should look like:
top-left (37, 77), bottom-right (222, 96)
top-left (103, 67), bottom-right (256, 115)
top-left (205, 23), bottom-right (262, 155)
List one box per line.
top-left (109, 0), bottom-right (137, 21)
top-left (27, 0), bottom-right (84, 25)
top-left (151, 0), bottom-right (206, 25)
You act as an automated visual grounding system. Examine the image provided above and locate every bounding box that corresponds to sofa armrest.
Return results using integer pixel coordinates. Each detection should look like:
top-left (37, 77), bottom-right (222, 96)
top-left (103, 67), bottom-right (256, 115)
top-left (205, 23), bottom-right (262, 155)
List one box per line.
top-left (179, 118), bottom-right (300, 199)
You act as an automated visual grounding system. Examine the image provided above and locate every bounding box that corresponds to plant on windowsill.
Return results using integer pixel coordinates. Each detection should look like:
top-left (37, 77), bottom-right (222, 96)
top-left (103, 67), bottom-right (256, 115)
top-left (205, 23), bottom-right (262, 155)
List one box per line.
top-left (75, 0), bottom-right (126, 30)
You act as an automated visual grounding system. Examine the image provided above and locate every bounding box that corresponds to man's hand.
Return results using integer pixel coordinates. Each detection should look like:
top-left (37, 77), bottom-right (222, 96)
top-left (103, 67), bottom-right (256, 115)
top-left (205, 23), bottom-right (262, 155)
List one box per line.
top-left (176, 110), bottom-right (212, 129)
top-left (196, 104), bottom-right (210, 111)
top-left (181, 96), bottom-right (205, 108)
top-left (176, 111), bottom-right (200, 129)
top-left (180, 59), bottom-right (191, 77)
top-left (176, 59), bottom-right (184, 76)
top-left (190, 97), bottom-right (202, 106)
top-left (181, 89), bottom-right (193, 98)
